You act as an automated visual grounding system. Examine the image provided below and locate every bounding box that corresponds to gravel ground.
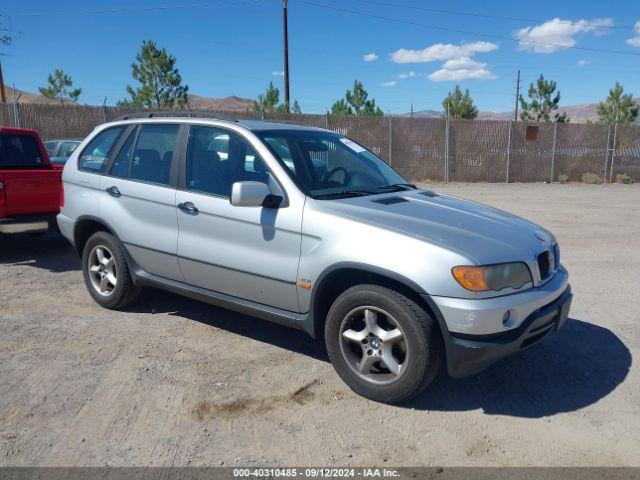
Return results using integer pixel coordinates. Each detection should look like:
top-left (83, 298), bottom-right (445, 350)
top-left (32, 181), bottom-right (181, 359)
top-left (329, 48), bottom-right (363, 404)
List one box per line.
top-left (0, 183), bottom-right (638, 467)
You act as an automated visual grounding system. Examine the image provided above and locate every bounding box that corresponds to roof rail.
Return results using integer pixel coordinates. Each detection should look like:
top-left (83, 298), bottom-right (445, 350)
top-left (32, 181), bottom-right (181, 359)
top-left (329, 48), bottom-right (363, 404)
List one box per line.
top-left (112, 110), bottom-right (238, 122)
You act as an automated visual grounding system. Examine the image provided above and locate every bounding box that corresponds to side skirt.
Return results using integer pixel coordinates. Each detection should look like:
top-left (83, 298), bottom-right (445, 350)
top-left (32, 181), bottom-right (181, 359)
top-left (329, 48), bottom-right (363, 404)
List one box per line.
top-left (125, 251), bottom-right (315, 337)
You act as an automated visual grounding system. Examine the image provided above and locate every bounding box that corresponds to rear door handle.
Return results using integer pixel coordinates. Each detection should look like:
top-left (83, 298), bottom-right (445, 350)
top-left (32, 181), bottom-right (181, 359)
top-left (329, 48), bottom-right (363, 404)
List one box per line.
top-left (177, 202), bottom-right (199, 214)
top-left (106, 186), bottom-right (121, 198)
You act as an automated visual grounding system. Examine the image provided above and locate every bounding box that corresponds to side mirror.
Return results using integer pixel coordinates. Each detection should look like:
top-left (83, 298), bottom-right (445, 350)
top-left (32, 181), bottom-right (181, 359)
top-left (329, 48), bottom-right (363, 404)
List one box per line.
top-left (230, 181), bottom-right (283, 208)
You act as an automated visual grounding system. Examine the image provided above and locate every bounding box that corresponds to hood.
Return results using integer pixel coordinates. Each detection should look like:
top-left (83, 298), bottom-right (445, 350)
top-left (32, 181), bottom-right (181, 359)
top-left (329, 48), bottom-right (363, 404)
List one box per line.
top-left (314, 189), bottom-right (555, 264)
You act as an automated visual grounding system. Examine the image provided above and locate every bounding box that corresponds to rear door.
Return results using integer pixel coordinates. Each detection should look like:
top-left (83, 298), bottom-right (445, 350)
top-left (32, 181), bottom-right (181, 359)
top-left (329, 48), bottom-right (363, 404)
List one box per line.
top-left (0, 131), bottom-right (60, 216)
top-left (175, 125), bottom-right (302, 312)
top-left (99, 123), bottom-right (183, 281)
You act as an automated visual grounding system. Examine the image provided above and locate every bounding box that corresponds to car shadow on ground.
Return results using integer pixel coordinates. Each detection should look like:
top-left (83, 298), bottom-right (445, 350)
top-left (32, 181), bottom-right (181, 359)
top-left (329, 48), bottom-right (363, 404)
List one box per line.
top-left (0, 232), bottom-right (80, 273)
top-left (133, 288), bottom-right (631, 418)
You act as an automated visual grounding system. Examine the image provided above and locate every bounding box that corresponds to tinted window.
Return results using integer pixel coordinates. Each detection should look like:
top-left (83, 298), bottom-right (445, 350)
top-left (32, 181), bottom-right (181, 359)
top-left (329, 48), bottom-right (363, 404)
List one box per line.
top-left (109, 129), bottom-right (136, 179)
top-left (44, 141), bottom-right (57, 155)
top-left (186, 126), bottom-right (269, 197)
top-left (130, 124), bottom-right (178, 186)
top-left (58, 141), bottom-right (80, 158)
top-left (0, 133), bottom-right (44, 166)
top-left (79, 127), bottom-right (126, 172)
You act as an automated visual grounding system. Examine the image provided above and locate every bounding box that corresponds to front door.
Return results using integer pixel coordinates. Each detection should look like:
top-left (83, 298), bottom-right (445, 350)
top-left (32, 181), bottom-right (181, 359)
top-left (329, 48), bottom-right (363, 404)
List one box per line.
top-left (175, 125), bottom-right (302, 312)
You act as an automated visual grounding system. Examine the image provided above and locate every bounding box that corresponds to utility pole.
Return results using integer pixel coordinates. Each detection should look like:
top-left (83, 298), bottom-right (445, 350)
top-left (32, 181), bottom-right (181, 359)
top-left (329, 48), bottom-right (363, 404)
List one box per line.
top-left (0, 60), bottom-right (6, 103)
top-left (410, 103), bottom-right (414, 118)
top-left (282, 0), bottom-right (290, 110)
top-left (513, 69), bottom-right (520, 122)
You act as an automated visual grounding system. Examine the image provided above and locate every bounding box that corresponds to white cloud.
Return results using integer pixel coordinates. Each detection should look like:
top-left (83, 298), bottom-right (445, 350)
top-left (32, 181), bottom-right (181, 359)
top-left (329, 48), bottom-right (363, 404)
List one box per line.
top-left (428, 68), bottom-right (496, 82)
top-left (272, 71), bottom-right (284, 76)
top-left (516, 18), bottom-right (614, 53)
top-left (397, 70), bottom-right (416, 79)
top-left (628, 21), bottom-right (640, 47)
top-left (390, 41), bottom-right (497, 63)
top-left (578, 59), bottom-right (591, 66)
top-left (363, 52), bottom-right (379, 62)
top-left (380, 80), bottom-right (397, 87)
top-left (390, 41), bottom-right (498, 82)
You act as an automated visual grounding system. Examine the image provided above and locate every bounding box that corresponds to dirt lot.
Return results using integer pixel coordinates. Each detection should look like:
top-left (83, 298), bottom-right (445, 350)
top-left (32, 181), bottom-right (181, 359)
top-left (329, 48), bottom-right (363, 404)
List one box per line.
top-left (1, 183), bottom-right (638, 467)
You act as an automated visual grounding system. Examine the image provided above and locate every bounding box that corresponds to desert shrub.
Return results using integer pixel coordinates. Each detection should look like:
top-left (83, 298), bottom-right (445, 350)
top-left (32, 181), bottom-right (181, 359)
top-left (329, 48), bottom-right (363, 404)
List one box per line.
top-left (581, 172), bottom-right (603, 184)
top-left (615, 173), bottom-right (634, 184)
top-left (556, 173), bottom-right (569, 183)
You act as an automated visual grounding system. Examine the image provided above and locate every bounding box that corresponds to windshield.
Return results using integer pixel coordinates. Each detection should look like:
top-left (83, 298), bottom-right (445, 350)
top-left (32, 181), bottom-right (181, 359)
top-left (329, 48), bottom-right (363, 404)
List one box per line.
top-left (257, 130), bottom-right (410, 198)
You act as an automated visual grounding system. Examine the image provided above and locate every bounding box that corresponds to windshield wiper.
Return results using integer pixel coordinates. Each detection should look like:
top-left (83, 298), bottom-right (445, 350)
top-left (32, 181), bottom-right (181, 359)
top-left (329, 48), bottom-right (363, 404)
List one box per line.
top-left (375, 183), bottom-right (417, 192)
top-left (312, 190), bottom-right (376, 199)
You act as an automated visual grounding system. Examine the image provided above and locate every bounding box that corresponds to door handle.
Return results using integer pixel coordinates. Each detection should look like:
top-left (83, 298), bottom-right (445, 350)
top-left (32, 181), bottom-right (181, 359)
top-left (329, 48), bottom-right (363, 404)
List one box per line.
top-left (106, 186), bottom-right (121, 198)
top-left (178, 202), bottom-right (199, 214)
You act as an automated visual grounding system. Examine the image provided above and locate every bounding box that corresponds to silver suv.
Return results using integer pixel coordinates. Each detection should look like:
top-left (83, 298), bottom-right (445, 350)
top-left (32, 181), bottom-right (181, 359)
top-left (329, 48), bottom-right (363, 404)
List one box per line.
top-left (58, 114), bottom-right (572, 403)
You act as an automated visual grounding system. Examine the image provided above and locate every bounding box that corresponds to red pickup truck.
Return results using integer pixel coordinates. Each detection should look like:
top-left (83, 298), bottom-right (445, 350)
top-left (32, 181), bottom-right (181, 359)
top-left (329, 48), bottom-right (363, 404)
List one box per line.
top-left (0, 127), bottom-right (63, 235)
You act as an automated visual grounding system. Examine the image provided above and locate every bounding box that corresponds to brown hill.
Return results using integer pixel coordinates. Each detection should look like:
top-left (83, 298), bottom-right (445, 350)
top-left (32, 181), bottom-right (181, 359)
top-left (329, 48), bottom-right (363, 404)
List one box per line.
top-left (3, 86), bottom-right (74, 104)
top-left (187, 94), bottom-right (254, 112)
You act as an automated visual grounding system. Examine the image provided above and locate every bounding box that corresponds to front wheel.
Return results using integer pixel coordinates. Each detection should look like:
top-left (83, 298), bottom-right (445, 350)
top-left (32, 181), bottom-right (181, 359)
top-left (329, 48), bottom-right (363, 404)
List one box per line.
top-left (324, 284), bottom-right (443, 403)
top-left (82, 231), bottom-right (140, 309)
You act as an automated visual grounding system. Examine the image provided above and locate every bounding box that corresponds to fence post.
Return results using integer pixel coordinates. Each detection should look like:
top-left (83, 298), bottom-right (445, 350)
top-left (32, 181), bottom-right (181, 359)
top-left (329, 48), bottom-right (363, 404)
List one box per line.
top-left (444, 116), bottom-right (449, 182)
top-left (505, 120), bottom-right (512, 183)
top-left (609, 122), bottom-right (618, 183)
top-left (550, 122), bottom-right (558, 183)
top-left (388, 114), bottom-right (393, 166)
top-left (603, 124), bottom-right (612, 182)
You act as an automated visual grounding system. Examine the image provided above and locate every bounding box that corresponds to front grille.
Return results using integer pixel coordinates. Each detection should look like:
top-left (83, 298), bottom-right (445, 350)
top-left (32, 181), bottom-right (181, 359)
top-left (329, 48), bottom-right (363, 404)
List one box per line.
top-left (537, 251), bottom-right (551, 280)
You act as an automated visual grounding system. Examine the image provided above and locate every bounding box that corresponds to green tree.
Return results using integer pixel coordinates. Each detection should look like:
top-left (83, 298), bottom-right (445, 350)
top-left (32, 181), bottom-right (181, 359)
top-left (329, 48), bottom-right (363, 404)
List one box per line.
top-left (330, 99), bottom-right (353, 116)
top-left (120, 40), bottom-right (189, 109)
top-left (331, 80), bottom-right (383, 116)
top-left (596, 82), bottom-right (638, 125)
top-left (519, 74), bottom-right (568, 123)
top-left (38, 69), bottom-right (82, 104)
top-left (442, 86), bottom-right (478, 119)
top-left (253, 82), bottom-right (301, 114)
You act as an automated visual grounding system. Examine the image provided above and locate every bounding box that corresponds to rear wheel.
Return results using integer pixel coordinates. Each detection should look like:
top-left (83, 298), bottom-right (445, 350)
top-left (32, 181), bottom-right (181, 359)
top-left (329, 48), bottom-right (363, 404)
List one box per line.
top-left (325, 284), bottom-right (442, 403)
top-left (82, 231), bottom-right (140, 309)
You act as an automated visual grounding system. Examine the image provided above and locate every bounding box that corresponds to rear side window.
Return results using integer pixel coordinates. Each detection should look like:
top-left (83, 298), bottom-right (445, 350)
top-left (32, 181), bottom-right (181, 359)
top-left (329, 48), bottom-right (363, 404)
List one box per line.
top-left (58, 141), bottom-right (80, 158)
top-left (130, 124), bottom-right (178, 186)
top-left (109, 129), bottom-right (136, 178)
top-left (0, 133), bottom-right (44, 166)
top-left (44, 141), bottom-right (57, 156)
top-left (79, 126), bottom-right (126, 173)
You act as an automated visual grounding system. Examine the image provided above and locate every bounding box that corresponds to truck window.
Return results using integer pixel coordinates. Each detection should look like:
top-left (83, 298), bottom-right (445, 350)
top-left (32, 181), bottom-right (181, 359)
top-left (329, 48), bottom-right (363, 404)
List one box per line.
top-left (0, 133), bottom-right (44, 166)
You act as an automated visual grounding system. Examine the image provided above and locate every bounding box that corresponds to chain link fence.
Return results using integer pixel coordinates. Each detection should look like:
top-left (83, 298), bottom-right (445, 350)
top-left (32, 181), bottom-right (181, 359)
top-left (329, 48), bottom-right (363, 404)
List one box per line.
top-left (2, 103), bottom-right (639, 183)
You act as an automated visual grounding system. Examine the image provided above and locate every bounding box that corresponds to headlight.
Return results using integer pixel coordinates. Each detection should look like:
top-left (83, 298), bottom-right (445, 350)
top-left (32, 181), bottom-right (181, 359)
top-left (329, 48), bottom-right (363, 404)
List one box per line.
top-left (452, 262), bottom-right (532, 292)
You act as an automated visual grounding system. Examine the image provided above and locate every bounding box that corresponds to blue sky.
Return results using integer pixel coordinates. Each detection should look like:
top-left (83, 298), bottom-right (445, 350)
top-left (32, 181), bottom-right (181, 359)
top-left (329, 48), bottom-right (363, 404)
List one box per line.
top-left (2, 0), bottom-right (640, 113)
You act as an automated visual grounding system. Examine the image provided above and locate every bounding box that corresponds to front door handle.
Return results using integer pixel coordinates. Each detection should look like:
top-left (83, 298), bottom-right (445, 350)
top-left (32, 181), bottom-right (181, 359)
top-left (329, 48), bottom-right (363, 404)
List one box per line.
top-left (106, 186), bottom-right (121, 198)
top-left (177, 202), bottom-right (199, 214)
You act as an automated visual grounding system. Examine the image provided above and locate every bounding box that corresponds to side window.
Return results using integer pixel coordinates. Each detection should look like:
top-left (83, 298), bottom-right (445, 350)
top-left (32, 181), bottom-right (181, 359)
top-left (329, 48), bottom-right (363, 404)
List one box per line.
top-left (186, 126), bottom-right (269, 197)
top-left (109, 128), bottom-right (136, 179)
top-left (79, 127), bottom-right (126, 173)
top-left (58, 141), bottom-right (80, 158)
top-left (44, 141), bottom-right (57, 156)
top-left (130, 124), bottom-right (179, 186)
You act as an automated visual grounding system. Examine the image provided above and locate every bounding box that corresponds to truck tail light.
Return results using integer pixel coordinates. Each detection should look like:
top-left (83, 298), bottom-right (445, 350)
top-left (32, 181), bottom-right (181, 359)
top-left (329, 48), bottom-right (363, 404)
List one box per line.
top-left (59, 182), bottom-right (65, 208)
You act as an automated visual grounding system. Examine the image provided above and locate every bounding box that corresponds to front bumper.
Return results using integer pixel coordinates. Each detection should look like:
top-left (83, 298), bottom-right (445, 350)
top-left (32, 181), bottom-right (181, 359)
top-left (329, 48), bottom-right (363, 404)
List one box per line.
top-left (436, 286), bottom-right (572, 377)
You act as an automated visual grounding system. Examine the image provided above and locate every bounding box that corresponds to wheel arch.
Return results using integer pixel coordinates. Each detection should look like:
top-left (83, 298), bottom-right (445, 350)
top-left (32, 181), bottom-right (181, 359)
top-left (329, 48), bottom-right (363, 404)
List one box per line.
top-left (73, 215), bottom-right (118, 257)
top-left (309, 262), bottom-right (447, 340)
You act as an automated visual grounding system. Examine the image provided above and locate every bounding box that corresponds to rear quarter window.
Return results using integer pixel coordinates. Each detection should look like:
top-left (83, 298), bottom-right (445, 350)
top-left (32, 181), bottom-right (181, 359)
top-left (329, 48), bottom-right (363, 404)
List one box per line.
top-left (78, 126), bottom-right (126, 173)
top-left (0, 133), bottom-right (45, 166)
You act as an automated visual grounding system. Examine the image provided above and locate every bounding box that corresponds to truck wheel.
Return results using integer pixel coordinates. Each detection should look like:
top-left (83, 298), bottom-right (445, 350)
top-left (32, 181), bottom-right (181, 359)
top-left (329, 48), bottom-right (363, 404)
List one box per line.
top-left (82, 231), bottom-right (140, 309)
top-left (324, 284), bottom-right (443, 404)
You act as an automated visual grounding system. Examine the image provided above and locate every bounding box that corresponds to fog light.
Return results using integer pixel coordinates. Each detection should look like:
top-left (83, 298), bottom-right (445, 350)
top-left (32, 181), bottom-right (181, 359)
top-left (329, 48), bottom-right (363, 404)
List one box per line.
top-left (502, 310), bottom-right (512, 326)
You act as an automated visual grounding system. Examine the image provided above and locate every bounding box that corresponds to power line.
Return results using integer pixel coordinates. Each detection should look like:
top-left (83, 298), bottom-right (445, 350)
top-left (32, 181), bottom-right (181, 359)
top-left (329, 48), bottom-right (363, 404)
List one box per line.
top-left (7, 0), bottom-right (271, 17)
top-left (351, 0), bottom-right (635, 30)
top-left (296, 0), bottom-right (640, 57)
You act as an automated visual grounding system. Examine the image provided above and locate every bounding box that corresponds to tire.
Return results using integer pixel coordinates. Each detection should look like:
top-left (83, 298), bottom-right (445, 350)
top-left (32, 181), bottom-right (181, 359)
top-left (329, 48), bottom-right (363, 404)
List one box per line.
top-left (324, 284), bottom-right (443, 404)
top-left (81, 231), bottom-right (140, 309)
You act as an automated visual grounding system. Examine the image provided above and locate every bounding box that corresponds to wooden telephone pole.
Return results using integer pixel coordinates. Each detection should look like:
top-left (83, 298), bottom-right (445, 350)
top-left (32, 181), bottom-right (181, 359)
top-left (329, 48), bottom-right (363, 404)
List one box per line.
top-left (513, 70), bottom-right (521, 122)
top-left (0, 60), bottom-right (6, 103)
top-left (282, 0), bottom-right (290, 109)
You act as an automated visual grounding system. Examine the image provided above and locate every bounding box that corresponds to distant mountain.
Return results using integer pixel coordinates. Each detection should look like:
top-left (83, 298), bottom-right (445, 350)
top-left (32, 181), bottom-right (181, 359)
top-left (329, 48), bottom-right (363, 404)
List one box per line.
top-left (409, 101), bottom-right (640, 124)
top-left (4, 86), bottom-right (75, 104)
top-left (187, 94), bottom-right (254, 112)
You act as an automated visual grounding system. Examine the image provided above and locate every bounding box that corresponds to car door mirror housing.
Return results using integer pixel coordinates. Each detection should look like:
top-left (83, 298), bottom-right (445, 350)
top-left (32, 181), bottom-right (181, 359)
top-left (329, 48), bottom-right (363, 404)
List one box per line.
top-left (230, 181), bottom-right (283, 208)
